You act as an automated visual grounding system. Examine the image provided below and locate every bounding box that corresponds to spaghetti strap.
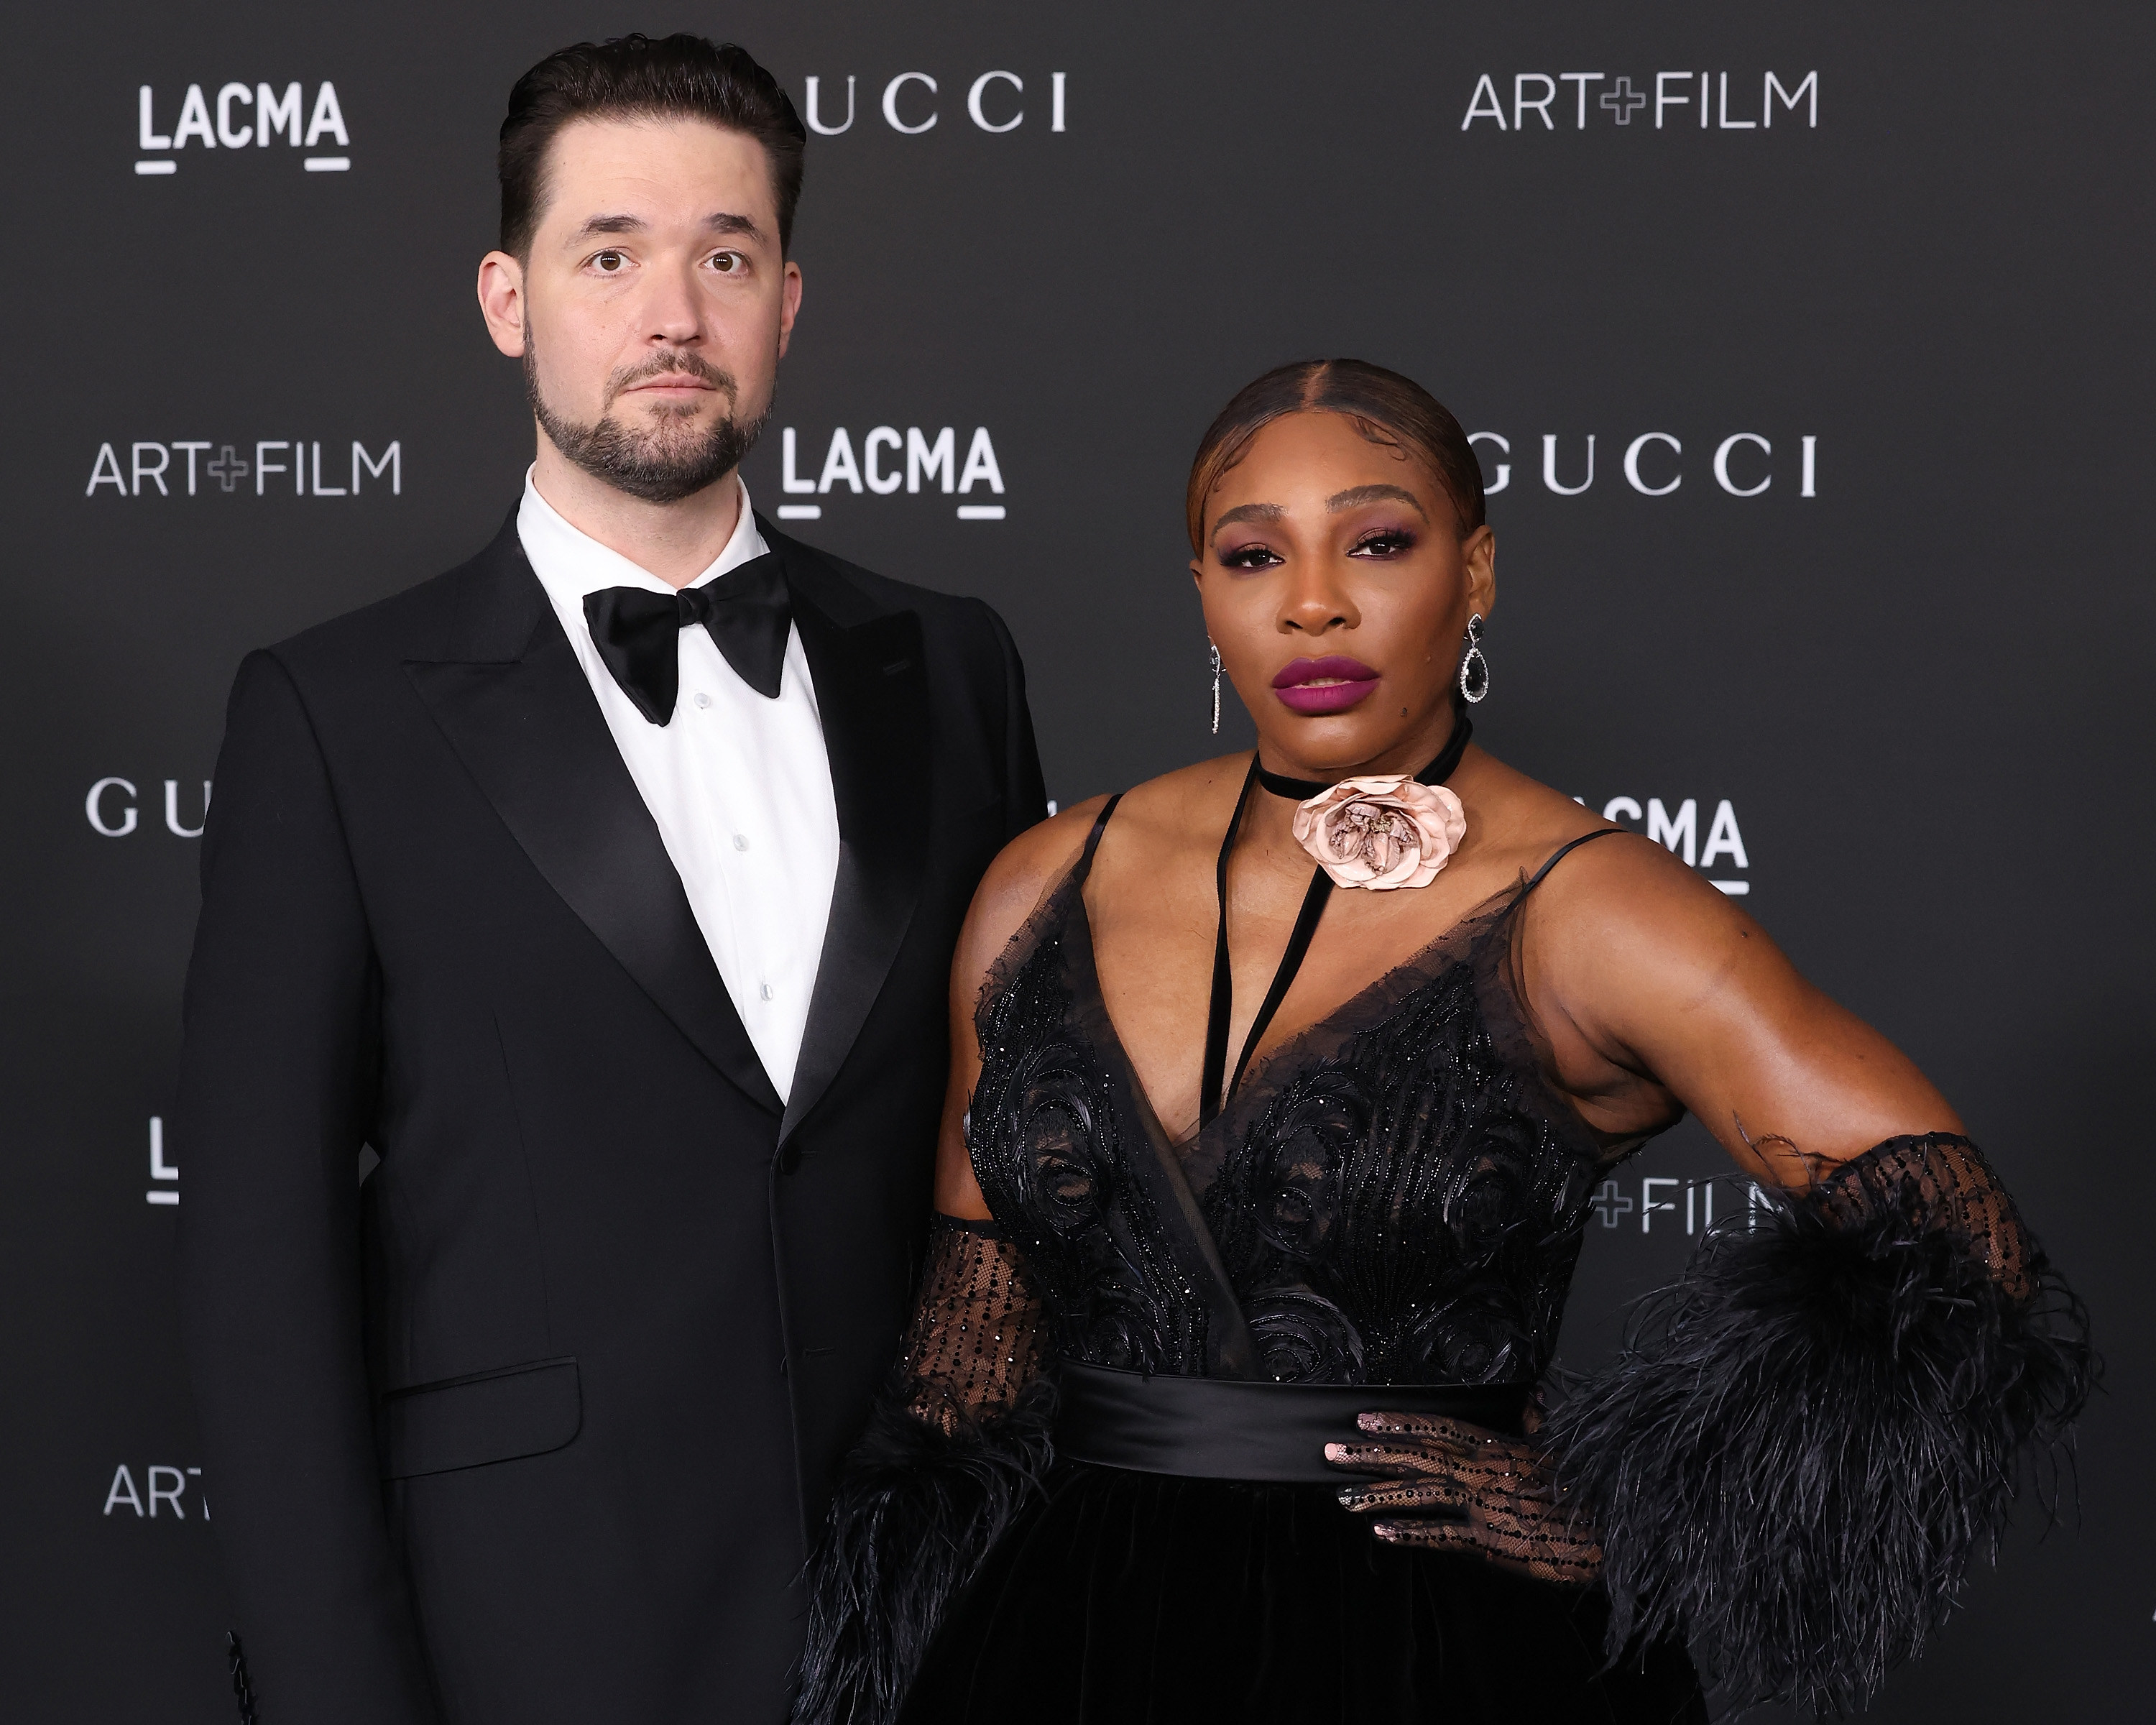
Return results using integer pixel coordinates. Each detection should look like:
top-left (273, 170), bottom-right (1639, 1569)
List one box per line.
top-left (1073, 793), bottom-right (1125, 885)
top-left (1519, 825), bottom-right (1626, 898)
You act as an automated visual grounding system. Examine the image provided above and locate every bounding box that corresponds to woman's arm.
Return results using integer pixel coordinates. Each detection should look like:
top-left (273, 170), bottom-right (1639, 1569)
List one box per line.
top-left (794, 805), bottom-right (1101, 1725)
top-left (1519, 836), bottom-right (2093, 1713)
top-left (1523, 830), bottom-right (1962, 1179)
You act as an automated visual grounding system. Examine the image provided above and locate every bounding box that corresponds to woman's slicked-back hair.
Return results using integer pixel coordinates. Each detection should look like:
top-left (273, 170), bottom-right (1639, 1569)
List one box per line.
top-left (499, 34), bottom-right (807, 259)
top-left (1186, 359), bottom-right (1485, 554)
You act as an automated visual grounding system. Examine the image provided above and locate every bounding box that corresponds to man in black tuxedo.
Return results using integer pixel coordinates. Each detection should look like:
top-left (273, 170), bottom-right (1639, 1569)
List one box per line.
top-left (175, 35), bottom-right (1043, 1725)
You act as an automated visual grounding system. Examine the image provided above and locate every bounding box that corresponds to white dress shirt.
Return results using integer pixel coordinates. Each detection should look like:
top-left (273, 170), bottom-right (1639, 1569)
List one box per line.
top-left (518, 471), bottom-right (839, 1103)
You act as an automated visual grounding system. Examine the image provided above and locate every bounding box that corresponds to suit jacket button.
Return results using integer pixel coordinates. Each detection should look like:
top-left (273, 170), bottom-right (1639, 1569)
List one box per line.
top-left (775, 1144), bottom-right (801, 1175)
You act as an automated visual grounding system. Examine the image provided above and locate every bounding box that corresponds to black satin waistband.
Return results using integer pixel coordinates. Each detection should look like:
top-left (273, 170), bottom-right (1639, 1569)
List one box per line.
top-left (1054, 1361), bottom-right (1530, 1483)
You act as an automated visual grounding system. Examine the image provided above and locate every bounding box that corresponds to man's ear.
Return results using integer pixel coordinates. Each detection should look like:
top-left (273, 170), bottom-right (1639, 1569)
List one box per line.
top-left (776, 259), bottom-right (803, 359)
top-left (477, 251), bottom-right (528, 359)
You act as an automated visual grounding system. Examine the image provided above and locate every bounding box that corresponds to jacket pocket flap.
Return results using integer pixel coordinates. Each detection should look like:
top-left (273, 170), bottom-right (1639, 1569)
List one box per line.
top-left (379, 1357), bottom-right (581, 1479)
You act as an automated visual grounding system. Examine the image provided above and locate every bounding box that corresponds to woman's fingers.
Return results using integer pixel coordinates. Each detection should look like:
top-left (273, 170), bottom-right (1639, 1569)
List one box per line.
top-left (1370, 1515), bottom-right (1478, 1551)
top-left (1335, 1474), bottom-right (1468, 1514)
top-left (1345, 1411), bottom-right (1600, 1583)
top-left (1354, 1410), bottom-right (1488, 1448)
top-left (1371, 1506), bottom-right (1601, 1583)
top-left (1323, 1439), bottom-right (1457, 1479)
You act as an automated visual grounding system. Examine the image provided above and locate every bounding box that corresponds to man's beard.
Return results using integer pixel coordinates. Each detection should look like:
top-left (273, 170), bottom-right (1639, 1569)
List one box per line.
top-left (524, 341), bottom-right (771, 505)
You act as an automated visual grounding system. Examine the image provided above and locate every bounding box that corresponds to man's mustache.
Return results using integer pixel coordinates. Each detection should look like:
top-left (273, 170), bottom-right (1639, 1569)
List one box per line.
top-left (604, 350), bottom-right (739, 409)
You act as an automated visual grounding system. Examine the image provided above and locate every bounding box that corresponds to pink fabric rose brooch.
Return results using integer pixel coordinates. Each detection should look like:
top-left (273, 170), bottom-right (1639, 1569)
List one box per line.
top-left (1289, 777), bottom-right (1466, 890)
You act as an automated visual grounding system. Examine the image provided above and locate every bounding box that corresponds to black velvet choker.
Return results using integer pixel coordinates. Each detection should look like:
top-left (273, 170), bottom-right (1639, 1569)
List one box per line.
top-left (1253, 707), bottom-right (1473, 801)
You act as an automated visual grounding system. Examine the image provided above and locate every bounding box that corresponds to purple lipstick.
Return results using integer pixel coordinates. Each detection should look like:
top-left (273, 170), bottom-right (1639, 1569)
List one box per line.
top-left (1271, 655), bottom-right (1379, 716)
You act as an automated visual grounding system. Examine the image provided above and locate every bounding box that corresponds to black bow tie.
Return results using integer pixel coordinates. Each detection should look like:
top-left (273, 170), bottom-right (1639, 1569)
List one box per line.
top-left (583, 551), bottom-right (791, 723)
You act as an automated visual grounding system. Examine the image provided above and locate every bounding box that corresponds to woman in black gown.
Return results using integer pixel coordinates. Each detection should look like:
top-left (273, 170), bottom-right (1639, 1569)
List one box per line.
top-left (795, 361), bottom-right (2091, 1724)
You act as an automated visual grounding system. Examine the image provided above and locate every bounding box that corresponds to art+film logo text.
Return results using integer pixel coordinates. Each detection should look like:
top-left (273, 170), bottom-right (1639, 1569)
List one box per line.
top-left (1462, 70), bottom-right (1818, 132)
top-left (86, 438), bottom-right (402, 498)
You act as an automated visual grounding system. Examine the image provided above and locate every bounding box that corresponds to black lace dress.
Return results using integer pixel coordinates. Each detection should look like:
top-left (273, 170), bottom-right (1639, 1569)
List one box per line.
top-left (798, 804), bottom-right (2092, 1725)
top-left (918, 809), bottom-right (1690, 1721)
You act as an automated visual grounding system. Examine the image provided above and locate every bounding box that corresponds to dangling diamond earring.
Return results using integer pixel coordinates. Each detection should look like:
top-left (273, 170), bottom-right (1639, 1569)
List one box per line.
top-left (1457, 615), bottom-right (1491, 704)
top-left (1209, 642), bottom-right (1223, 735)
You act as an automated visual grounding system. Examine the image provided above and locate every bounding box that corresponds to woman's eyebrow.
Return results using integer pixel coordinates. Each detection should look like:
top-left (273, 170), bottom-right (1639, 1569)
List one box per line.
top-left (1210, 502), bottom-right (1285, 540)
top-left (1327, 483), bottom-right (1428, 520)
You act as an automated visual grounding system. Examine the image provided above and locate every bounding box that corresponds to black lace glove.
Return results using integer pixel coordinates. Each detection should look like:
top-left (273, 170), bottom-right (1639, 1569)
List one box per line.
top-left (796, 1217), bottom-right (1053, 1725)
top-left (1807, 1128), bottom-right (2037, 1298)
top-left (1326, 1406), bottom-right (1600, 1586)
top-left (896, 1215), bottom-right (1051, 1431)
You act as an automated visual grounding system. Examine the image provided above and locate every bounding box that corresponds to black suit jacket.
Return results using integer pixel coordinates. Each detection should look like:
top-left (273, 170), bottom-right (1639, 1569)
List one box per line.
top-left (174, 513), bottom-right (1045, 1725)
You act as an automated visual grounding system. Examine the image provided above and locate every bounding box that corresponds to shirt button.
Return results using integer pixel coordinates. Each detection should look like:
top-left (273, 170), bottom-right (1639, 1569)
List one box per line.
top-left (694, 692), bottom-right (712, 709)
top-left (732, 833), bottom-right (750, 852)
top-left (759, 981), bottom-right (775, 1001)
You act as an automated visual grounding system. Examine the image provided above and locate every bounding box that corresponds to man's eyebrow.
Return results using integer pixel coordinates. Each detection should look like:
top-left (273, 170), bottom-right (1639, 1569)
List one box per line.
top-left (573, 213), bottom-right (647, 239)
top-left (1326, 483), bottom-right (1428, 519)
top-left (567, 211), bottom-right (766, 242)
top-left (1210, 502), bottom-right (1284, 539)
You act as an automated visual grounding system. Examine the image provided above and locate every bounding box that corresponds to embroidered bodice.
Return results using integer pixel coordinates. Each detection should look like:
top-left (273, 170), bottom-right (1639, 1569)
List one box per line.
top-left (964, 808), bottom-right (1654, 1388)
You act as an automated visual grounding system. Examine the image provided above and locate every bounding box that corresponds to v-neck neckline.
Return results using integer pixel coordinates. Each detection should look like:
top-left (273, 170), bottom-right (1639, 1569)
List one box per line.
top-left (1067, 865), bottom-right (1520, 1156)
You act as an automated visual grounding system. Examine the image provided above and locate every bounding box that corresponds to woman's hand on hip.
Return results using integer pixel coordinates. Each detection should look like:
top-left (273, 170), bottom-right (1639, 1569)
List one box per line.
top-left (1326, 1410), bottom-right (1602, 1586)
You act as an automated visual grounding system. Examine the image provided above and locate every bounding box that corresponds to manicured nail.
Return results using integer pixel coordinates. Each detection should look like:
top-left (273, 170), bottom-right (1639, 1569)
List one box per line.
top-left (1371, 1522), bottom-right (1400, 1542)
top-left (1324, 1442), bottom-right (1348, 1461)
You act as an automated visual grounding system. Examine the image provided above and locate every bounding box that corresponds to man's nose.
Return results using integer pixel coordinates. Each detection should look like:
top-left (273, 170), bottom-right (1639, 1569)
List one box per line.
top-left (640, 258), bottom-right (706, 345)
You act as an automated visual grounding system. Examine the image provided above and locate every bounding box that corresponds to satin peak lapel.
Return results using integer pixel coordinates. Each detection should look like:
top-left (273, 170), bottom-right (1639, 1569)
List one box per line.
top-left (406, 548), bottom-right (781, 1118)
top-left (781, 548), bottom-right (931, 1144)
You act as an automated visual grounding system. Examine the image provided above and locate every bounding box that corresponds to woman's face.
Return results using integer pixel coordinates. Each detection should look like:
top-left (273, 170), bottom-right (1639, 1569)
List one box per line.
top-left (1192, 409), bottom-right (1496, 778)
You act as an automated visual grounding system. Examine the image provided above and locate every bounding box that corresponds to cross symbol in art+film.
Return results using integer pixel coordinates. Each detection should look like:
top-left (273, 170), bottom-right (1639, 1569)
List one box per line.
top-left (1600, 78), bottom-right (1647, 125)
top-left (1588, 1180), bottom-right (1635, 1228)
top-left (207, 446), bottom-right (249, 492)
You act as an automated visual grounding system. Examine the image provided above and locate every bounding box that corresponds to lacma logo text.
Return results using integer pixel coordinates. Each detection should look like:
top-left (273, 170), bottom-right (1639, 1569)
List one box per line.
top-left (134, 80), bottom-right (351, 175)
top-left (144, 1116), bottom-right (178, 1207)
top-left (772, 426), bottom-right (1007, 522)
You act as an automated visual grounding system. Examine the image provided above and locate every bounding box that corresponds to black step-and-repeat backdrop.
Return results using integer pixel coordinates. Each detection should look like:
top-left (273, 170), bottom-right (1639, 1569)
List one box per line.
top-left (3, 3), bottom-right (2148, 1718)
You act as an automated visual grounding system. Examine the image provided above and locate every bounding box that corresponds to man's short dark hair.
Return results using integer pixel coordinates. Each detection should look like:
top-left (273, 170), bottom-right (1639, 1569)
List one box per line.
top-left (499, 34), bottom-right (806, 259)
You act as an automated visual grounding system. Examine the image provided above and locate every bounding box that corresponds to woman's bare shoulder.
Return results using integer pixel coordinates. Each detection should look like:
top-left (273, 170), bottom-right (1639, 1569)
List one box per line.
top-left (1457, 749), bottom-right (1615, 880)
top-left (955, 755), bottom-right (1249, 988)
top-left (1460, 751), bottom-right (1728, 929)
top-left (962, 797), bottom-right (1110, 959)
top-left (1492, 770), bottom-right (1777, 1009)
top-left (1102, 752), bottom-right (1251, 852)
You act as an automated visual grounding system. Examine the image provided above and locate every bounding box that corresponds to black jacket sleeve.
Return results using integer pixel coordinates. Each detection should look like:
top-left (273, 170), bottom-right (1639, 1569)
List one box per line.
top-left (974, 599), bottom-right (1048, 840)
top-left (175, 650), bottom-right (440, 1724)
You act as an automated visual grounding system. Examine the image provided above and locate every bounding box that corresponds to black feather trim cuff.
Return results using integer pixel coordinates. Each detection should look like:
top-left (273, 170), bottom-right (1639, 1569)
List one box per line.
top-left (1549, 1134), bottom-right (2093, 1716)
top-left (794, 1374), bottom-right (1056, 1725)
